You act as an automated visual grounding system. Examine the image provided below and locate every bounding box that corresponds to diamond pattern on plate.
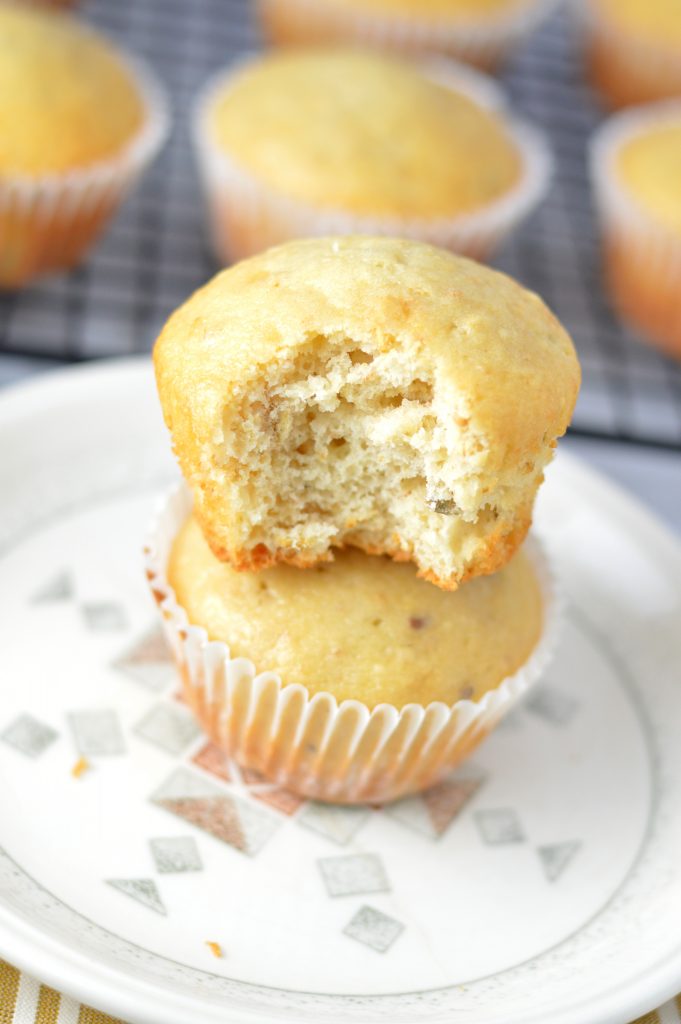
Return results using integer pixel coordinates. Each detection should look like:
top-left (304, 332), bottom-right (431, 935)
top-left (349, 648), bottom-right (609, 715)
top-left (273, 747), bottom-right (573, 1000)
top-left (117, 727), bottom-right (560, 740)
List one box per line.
top-left (151, 767), bottom-right (279, 856)
top-left (253, 787), bottom-right (305, 816)
top-left (526, 686), bottom-right (579, 727)
top-left (68, 709), bottom-right (126, 757)
top-left (343, 906), bottom-right (404, 953)
top-left (474, 808), bottom-right (525, 845)
top-left (1, 714), bottom-right (58, 758)
top-left (298, 803), bottom-right (370, 845)
top-left (240, 767), bottom-right (305, 816)
top-left (81, 601), bottom-right (128, 632)
top-left (134, 702), bottom-right (201, 755)
top-left (113, 626), bottom-right (175, 691)
top-left (192, 741), bottom-right (232, 783)
top-left (318, 854), bottom-right (389, 898)
top-left (538, 841), bottom-right (581, 882)
top-left (106, 878), bottom-right (166, 915)
top-left (150, 836), bottom-right (202, 874)
top-left (386, 770), bottom-right (486, 838)
top-left (30, 571), bottom-right (74, 604)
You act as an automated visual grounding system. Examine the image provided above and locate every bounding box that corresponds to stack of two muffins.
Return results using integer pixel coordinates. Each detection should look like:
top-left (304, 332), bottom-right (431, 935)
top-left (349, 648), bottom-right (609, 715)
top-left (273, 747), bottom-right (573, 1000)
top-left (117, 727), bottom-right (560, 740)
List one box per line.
top-left (148, 236), bottom-right (580, 805)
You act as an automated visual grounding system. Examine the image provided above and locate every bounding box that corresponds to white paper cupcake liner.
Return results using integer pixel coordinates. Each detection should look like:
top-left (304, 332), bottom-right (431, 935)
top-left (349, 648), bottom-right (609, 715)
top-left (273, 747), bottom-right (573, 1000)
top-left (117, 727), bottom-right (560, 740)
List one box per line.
top-left (590, 100), bottom-right (681, 357)
top-left (192, 55), bottom-right (552, 265)
top-left (0, 47), bottom-right (170, 288)
top-left (257, 0), bottom-right (560, 70)
top-left (578, 0), bottom-right (681, 108)
top-left (144, 482), bottom-right (562, 805)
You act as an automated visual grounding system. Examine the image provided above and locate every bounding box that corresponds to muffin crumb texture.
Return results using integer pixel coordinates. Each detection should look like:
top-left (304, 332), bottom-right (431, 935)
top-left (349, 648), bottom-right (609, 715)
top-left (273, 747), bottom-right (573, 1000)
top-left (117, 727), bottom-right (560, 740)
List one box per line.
top-left (154, 237), bottom-right (579, 589)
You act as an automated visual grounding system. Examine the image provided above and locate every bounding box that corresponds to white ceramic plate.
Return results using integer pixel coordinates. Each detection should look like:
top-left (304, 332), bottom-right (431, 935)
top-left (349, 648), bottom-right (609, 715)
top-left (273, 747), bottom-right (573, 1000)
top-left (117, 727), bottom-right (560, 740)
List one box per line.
top-left (0, 359), bottom-right (680, 1024)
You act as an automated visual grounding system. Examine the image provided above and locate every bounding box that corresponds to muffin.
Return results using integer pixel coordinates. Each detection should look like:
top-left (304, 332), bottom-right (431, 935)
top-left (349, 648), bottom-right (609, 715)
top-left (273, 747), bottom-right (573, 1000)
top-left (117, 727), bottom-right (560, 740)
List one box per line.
top-left (582, 0), bottom-right (681, 108)
top-left (145, 485), bottom-right (557, 802)
top-left (15, 0), bottom-right (77, 8)
top-left (171, 515), bottom-right (543, 709)
top-left (15, 0), bottom-right (77, 7)
top-left (257, 0), bottom-right (559, 71)
top-left (0, 5), bottom-right (168, 288)
top-left (193, 49), bottom-right (551, 263)
top-left (154, 236), bottom-right (580, 590)
top-left (591, 100), bottom-right (681, 359)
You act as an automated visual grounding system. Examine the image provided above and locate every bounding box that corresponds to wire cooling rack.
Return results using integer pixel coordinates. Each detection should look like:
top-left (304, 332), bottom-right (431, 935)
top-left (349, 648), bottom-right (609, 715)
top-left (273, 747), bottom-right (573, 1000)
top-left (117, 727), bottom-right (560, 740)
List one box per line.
top-left (1, 0), bottom-right (681, 450)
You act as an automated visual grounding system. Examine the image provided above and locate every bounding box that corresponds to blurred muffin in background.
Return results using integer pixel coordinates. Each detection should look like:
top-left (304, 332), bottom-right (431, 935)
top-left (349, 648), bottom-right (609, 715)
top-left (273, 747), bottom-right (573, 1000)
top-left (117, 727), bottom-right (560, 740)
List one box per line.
top-left (193, 49), bottom-right (551, 263)
top-left (0, 4), bottom-right (168, 288)
top-left (256, 0), bottom-right (558, 71)
top-left (591, 100), bottom-right (681, 359)
top-left (14, 0), bottom-right (78, 8)
top-left (13, 0), bottom-right (77, 7)
top-left (582, 0), bottom-right (681, 108)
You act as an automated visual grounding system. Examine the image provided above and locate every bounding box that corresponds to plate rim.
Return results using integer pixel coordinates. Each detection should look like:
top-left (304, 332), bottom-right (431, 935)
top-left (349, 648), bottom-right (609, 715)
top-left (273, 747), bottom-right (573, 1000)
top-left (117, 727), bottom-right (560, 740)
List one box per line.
top-left (0, 357), bottom-right (680, 1024)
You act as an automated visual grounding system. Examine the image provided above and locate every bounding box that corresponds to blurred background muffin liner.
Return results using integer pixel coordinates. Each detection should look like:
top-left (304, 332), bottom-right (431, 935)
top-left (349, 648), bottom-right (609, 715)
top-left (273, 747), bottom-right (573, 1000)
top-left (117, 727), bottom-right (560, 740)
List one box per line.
top-left (257, 0), bottom-right (560, 72)
top-left (11, 0), bottom-right (77, 7)
top-left (144, 483), bottom-right (562, 806)
top-left (192, 56), bottom-right (552, 265)
top-left (579, 0), bottom-right (681, 109)
top-left (0, 52), bottom-right (169, 290)
top-left (590, 100), bottom-right (681, 361)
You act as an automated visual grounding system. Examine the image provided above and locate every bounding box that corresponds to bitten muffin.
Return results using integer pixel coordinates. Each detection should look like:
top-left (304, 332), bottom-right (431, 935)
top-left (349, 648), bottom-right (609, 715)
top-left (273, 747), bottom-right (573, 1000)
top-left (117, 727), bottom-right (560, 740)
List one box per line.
top-left (591, 101), bottom-right (681, 359)
top-left (169, 514), bottom-right (543, 709)
top-left (257, 0), bottom-right (557, 71)
top-left (0, 4), bottom-right (167, 287)
top-left (154, 236), bottom-right (580, 590)
top-left (193, 49), bottom-right (550, 263)
top-left (583, 0), bottom-right (681, 108)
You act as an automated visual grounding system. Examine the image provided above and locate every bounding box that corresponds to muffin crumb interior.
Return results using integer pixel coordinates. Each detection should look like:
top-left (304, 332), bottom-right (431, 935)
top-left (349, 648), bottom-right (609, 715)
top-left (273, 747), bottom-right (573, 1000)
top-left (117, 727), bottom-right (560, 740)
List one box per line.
top-left (211, 334), bottom-right (539, 585)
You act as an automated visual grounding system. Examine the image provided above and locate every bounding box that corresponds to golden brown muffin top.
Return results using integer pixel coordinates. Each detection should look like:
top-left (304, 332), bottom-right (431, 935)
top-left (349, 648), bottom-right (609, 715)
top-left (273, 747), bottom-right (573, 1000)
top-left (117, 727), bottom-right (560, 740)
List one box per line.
top-left (154, 236), bottom-right (580, 482)
top-left (208, 49), bottom-right (521, 218)
top-left (616, 117), bottom-right (681, 234)
top-left (0, 4), bottom-right (144, 176)
top-left (590, 0), bottom-right (681, 45)
top-left (169, 515), bottom-right (543, 709)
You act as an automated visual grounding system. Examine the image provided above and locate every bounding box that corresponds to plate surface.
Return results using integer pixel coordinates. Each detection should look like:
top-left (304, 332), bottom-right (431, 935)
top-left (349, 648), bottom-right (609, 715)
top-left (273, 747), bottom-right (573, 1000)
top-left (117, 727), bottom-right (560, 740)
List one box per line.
top-left (0, 359), bottom-right (680, 1024)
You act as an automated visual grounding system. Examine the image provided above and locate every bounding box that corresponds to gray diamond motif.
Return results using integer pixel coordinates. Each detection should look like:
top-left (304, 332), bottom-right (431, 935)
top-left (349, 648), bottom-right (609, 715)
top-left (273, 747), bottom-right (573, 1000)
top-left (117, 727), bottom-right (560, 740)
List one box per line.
top-left (298, 803), bottom-right (370, 846)
top-left (30, 572), bottom-right (73, 604)
top-left (150, 836), bottom-right (202, 874)
top-left (113, 627), bottom-right (175, 692)
top-left (68, 709), bottom-right (126, 757)
top-left (386, 769), bottom-right (486, 839)
top-left (318, 854), bottom-right (389, 898)
top-left (81, 602), bottom-right (128, 632)
top-left (106, 878), bottom-right (166, 915)
top-left (343, 906), bottom-right (404, 953)
top-left (538, 841), bottom-right (581, 882)
top-left (474, 808), bottom-right (525, 845)
top-left (151, 767), bottom-right (279, 856)
top-left (134, 703), bottom-right (201, 756)
top-left (1, 714), bottom-right (58, 758)
top-left (526, 686), bottom-right (579, 727)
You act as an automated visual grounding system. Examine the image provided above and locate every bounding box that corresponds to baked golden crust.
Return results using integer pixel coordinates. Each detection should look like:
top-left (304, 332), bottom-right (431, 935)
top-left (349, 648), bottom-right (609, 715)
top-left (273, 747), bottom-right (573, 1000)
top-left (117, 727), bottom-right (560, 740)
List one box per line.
top-left (208, 49), bottom-right (521, 219)
top-left (154, 236), bottom-right (579, 587)
top-left (168, 514), bottom-right (544, 709)
top-left (0, 5), bottom-right (143, 176)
